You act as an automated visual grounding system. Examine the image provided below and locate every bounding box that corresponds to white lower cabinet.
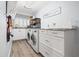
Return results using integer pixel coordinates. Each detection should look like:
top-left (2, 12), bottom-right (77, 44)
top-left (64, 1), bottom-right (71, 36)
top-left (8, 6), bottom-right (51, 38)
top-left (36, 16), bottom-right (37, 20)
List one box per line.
top-left (39, 42), bottom-right (53, 57)
top-left (39, 29), bottom-right (79, 57)
top-left (39, 30), bottom-right (64, 57)
top-left (40, 37), bottom-right (64, 54)
top-left (39, 42), bottom-right (63, 57)
top-left (13, 29), bottom-right (26, 40)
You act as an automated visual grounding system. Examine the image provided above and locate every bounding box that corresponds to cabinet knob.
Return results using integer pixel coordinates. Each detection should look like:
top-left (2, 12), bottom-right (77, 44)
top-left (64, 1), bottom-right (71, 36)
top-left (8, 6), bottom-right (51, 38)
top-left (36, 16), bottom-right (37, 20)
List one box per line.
top-left (41, 30), bottom-right (44, 32)
top-left (45, 40), bottom-right (50, 42)
top-left (34, 31), bottom-right (36, 32)
top-left (45, 52), bottom-right (49, 55)
top-left (53, 32), bottom-right (57, 34)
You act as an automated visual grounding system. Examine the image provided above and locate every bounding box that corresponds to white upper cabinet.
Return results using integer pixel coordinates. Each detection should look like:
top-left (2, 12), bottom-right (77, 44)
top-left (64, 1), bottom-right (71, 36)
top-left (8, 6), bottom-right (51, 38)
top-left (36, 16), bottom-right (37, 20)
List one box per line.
top-left (13, 14), bottom-right (28, 27)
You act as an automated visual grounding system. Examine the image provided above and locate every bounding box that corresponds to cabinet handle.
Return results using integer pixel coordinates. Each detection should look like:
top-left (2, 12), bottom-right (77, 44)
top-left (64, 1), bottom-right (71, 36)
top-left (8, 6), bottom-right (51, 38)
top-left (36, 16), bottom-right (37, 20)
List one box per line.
top-left (45, 52), bottom-right (49, 55)
top-left (52, 32), bottom-right (57, 34)
top-left (41, 30), bottom-right (44, 32)
top-left (34, 31), bottom-right (36, 32)
top-left (41, 31), bottom-right (43, 32)
top-left (45, 40), bottom-right (50, 42)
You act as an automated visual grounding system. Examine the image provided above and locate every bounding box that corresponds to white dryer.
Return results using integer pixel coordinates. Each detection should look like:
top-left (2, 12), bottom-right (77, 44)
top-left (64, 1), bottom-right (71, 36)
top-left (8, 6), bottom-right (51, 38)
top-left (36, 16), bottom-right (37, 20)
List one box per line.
top-left (27, 29), bottom-right (32, 45)
top-left (30, 29), bottom-right (39, 53)
top-left (25, 29), bottom-right (28, 40)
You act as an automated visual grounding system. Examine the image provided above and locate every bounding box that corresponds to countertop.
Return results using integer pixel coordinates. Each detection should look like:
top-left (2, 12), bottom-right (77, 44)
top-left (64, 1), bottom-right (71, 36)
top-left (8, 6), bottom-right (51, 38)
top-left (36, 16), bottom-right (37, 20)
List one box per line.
top-left (40, 28), bottom-right (76, 31)
top-left (13, 27), bottom-right (27, 29)
top-left (13, 27), bottom-right (41, 29)
top-left (13, 27), bottom-right (77, 31)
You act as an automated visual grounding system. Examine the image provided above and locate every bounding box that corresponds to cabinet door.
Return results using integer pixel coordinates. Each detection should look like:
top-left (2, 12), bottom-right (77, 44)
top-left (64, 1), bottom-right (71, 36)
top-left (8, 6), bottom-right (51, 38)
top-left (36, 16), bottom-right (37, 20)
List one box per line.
top-left (39, 30), bottom-right (64, 57)
top-left (13, 29), bottom-right (20, 40)
top-left (19, 29), bottom-right (26, 39)
top-left (39, 30), bottom-right (48, 38)
top-left (14, 15), bottom-right (27, 27)
top-left (39, 42), bottom-right (53, 57)
top-left (13, 29), bottom-right (26, 40)
top-left (39, 35), bottom-right (64, 55)
top-left (39, 42), bottom-right (63, 57)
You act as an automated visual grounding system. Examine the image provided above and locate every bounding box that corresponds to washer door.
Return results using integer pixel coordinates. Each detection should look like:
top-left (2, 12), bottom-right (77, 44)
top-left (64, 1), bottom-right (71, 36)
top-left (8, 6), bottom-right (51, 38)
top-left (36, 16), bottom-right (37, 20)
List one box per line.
top-left (27, 32), bottom-right (30, 41)
top-left (31, 34), bottom-right (36, 46)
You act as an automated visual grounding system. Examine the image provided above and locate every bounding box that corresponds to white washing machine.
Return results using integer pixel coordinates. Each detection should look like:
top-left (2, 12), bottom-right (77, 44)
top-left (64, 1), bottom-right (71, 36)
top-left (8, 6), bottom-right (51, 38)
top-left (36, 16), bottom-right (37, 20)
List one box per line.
top-left (30, 29), bottom-right (39, 53)
top-left (27, 29), bottom-right (32, 45)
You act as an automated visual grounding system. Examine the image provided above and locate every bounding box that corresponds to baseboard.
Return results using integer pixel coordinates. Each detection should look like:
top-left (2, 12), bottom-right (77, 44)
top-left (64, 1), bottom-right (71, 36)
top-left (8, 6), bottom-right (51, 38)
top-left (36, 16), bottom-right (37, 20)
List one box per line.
top-left (8, 41), bottom-right (12, 57)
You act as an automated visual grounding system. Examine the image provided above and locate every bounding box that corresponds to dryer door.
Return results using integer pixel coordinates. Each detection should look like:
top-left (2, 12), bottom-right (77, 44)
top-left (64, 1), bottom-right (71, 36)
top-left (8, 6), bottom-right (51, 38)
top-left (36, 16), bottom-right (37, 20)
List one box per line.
top-left (31, 33), bottom-right (39, 53)
top-left (31, 34), bottom-right (36, 46)
top-left (27, 32), bottom-right (30, 41)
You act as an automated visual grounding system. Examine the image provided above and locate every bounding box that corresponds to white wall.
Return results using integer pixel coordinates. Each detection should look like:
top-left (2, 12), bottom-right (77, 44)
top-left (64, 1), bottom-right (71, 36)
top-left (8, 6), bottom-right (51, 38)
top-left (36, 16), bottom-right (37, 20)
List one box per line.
top-left (13, 14), bottom-right (28, 27)
top-left (36, 1), bottom-right (79, 28)
top-left (0, 2), bottom-right (7, 57)
top-left (0, 1), bottom-right (14, 57)
top-left (7, 1), bottom-right (17, 19)
top-left (13, 14), bottom-right (27, 40)
top-left (0, 1), bottom-right (11, 57)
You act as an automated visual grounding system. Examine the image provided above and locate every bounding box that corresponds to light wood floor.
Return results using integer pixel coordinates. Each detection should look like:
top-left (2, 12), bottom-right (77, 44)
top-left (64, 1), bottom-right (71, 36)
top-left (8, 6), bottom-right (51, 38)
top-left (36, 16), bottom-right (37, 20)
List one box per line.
top-left (10, 39), bottom-right (42, 57)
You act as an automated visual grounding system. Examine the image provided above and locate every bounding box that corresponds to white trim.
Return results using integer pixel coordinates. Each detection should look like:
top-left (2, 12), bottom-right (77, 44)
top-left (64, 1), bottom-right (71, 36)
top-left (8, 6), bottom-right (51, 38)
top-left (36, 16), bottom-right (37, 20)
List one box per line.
top-left (8, 40), bottom-right (13, 57)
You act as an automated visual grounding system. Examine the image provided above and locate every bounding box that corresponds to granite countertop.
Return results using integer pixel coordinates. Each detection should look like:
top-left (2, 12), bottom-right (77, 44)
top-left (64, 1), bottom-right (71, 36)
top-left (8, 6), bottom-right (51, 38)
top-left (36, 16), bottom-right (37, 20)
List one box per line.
top-left (40, 28), bottom-right (77, 31)
top-left (13, 27), bottom-right (27, 29)
top-left (13, 27), bottom-right (41, 29)
top-left (13, 27), bottom-right (77, 31)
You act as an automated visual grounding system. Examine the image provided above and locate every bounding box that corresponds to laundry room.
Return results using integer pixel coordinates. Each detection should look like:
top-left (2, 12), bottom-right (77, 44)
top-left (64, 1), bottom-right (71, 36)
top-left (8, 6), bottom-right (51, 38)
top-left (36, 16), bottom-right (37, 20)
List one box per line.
top-left (0, 0), bottom-right (79, 58)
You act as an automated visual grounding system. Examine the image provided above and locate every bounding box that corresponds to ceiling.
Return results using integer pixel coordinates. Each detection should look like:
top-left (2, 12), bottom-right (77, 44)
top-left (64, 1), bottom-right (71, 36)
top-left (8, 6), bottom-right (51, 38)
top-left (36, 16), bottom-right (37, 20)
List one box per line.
top-left (16, 1), bottom-right (51, 16)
